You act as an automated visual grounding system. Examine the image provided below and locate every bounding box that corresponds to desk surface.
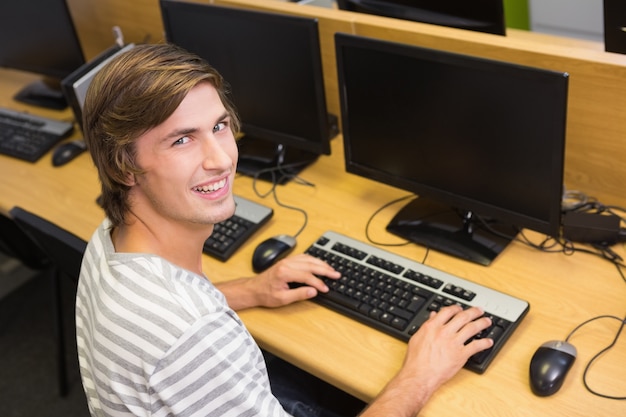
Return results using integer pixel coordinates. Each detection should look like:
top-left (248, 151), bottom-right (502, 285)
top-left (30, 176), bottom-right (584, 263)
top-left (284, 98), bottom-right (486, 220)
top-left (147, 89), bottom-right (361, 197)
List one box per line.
top-left (1, 68), bottom-right (625, 416)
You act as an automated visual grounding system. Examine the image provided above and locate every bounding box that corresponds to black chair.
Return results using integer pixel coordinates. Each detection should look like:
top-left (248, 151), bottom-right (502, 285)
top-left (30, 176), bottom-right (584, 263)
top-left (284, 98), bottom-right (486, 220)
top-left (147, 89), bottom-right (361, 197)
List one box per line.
top-left (9, 206), bottom-right (87, 397)
top-left (0, 211), bottom-right (50, 272)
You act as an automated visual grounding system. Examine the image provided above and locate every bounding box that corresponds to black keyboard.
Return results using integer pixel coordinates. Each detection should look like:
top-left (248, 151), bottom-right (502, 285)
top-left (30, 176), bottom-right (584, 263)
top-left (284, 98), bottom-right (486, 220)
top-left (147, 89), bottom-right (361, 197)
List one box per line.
top-left (303, 231), bottom-right (530, 373)
top-left (203, 195), bottom-right (274, 261)
top-left (0, 107), bottom-right (74, 162)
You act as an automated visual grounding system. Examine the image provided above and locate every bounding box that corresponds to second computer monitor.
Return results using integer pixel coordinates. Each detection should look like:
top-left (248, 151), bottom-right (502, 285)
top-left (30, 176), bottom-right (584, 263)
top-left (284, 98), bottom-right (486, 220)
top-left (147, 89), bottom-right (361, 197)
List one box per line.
top-left (0, 0), bottom-right (86, 109)
top-left (160, 0), bottom-right (334, 183)
top-left (335, 33), bottom-right (568, 265)
top-left (336, 0), bottom-right (506, 36)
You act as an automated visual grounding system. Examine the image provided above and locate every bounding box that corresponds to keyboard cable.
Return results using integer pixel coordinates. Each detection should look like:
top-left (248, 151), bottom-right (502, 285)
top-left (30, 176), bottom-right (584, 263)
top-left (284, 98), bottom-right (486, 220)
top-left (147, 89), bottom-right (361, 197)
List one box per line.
top-left (364, 194), bottom-right (431, 264)
top-left (251, 161), bottom-right (312, 239)
top-left (565, 313), bottom-right (626, 400)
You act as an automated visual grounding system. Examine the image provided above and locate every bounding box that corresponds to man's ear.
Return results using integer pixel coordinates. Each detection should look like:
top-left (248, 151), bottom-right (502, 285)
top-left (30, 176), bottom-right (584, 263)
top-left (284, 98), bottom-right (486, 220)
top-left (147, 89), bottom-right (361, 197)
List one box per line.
top-left (121, 171), bottom-right (136, 187)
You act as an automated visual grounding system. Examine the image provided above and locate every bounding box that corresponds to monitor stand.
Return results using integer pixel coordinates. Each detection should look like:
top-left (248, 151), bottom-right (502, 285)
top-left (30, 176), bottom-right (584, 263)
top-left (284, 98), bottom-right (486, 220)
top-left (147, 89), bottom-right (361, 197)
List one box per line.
top-left (236, 135), bottom-right (319, 185)
top-left (386, 197), bottom-right (519, 266)
top-left (13, 77), bottom-right (68, 110)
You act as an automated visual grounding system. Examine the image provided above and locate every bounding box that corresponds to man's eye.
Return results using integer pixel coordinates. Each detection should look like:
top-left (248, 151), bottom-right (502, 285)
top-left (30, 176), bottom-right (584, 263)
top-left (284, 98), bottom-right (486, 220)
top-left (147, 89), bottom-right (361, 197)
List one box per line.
top-left (213, 121), bottom-right (227, 133)
top-left (173, 136), bottom-right (190, 145)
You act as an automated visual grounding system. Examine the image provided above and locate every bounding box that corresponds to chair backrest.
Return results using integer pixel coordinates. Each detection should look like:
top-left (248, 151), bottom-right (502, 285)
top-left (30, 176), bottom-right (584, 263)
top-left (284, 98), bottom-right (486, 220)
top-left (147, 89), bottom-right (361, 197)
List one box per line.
top-left (0, 211), bottom-right (50, 270)
top-left (9, 207), bottom-right (87, 281)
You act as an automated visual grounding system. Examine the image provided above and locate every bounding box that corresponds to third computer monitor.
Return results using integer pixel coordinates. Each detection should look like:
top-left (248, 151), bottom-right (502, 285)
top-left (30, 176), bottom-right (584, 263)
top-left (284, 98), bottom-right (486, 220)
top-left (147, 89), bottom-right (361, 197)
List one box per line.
top-left (335, 33), bottom-right (569, 265)
top-left (336, 0), bottom-right (506, 36)
top-left (160, 0), bottom-right (334, 183)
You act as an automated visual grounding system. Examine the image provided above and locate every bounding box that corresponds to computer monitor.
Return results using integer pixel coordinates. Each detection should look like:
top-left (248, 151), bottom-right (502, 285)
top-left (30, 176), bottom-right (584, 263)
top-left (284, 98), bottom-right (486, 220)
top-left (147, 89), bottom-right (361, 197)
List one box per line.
top-left (335, 33), bottom-right (569, 265)
top-left (160, 0), bottom-right (336, 183)
top-left (603, 0), bottom-right (626, 54)
top-left (61, 43), bottom-right (135, 132)
top-left (0, 0), bottom-right (85, 110)
top-left (336, 0), bottom-right (506, 36)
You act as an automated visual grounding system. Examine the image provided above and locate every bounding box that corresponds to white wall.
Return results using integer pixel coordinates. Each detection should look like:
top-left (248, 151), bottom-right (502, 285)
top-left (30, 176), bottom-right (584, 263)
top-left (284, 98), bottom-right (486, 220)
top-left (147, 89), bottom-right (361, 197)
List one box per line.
top-left (296, 0), bottom-right (335, 7)
top-left (529, 0), bottom-right (604, 41)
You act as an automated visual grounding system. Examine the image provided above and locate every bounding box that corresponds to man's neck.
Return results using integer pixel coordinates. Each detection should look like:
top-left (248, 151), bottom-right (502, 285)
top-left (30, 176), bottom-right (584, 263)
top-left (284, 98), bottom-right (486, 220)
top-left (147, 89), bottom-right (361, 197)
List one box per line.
top-left (112, 215), bottom-right (211, 276)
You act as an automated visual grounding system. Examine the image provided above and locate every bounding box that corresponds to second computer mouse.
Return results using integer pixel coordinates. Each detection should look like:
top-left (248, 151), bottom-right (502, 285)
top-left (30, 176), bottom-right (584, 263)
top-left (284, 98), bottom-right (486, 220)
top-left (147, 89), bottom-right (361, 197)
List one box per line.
top-left (52, 139), bottom-right (87, 167)
top-left (529, 340), bottom-right (577, 397)
top-left (252, 234), bottom-right (296, 273)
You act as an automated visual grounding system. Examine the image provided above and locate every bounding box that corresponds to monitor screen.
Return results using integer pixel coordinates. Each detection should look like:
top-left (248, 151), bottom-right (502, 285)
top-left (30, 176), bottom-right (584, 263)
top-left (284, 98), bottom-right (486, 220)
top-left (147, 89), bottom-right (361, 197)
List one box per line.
top-left (335, 33), bottom-right (568, 265)
top-left (160, 0), bottom-right (335, 183)
top-left (336, 0), bottom-right (506, 36)
top-left (0, 0), bottom-right (85, 109)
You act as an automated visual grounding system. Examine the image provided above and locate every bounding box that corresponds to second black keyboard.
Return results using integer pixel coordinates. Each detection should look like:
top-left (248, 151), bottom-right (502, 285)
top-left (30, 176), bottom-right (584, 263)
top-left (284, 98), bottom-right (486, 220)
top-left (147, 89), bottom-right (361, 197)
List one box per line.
top-left (303, 231), bottom-right (530, 374)
top-left (0, 107), bottom-right (74, 162)
top-left (203, 195), bottom-right (274, 261)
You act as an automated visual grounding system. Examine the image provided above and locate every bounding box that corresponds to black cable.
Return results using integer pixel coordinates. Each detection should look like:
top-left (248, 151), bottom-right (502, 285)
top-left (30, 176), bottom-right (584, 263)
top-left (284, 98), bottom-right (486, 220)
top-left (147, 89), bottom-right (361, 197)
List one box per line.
top-left (472, 209), bottom-right (626, 284)
top-left (250, 161), bottom-right (312, 239)
top-left (364, 194), bottom-right (414, 246)
top-left (565, 314), bottom-right (626, 400)
top-left (363, 194), bottom-right (430, 264)
top-left (249, 158), bottom-right (314, 187)
top-left (528, 236), bottom-right (626, 285)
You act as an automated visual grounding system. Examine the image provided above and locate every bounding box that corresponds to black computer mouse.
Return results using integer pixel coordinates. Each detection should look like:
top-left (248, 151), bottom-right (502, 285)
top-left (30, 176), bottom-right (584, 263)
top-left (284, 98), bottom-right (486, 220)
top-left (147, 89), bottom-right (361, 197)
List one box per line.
top-left (252, 234), bottom-right (296, 273)
top-left (52, 139), bottom-right (87, 167)
top-left (529, 340), bottom-right (577, 397)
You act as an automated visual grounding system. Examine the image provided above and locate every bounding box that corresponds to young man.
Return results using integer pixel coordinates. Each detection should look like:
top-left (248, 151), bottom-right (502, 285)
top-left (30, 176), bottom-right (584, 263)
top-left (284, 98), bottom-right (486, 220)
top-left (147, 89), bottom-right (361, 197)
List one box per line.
top-left (76, 43), bottom-right (493, 417)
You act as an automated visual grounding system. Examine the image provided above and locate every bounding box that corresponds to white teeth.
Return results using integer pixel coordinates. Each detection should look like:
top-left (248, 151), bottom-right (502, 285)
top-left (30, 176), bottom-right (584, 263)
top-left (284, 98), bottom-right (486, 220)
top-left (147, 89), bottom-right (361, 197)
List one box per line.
top-left (194, 179), bottom-right (226, 193)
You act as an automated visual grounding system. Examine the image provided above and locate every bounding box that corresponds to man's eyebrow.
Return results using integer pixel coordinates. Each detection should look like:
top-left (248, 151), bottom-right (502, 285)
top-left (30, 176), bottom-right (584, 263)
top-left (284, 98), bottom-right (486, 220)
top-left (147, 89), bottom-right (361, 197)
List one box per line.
top-left (162, 127), bottom-right (197, 142)
top-left (216, 111), bottom-right (229, 122)
top-left (161, 111), bottom-right (230, 142)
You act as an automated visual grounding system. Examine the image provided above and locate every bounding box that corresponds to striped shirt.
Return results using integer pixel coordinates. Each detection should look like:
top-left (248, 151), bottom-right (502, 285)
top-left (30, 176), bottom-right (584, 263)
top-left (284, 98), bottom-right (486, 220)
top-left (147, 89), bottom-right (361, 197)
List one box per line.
top-left (76, 219), bottom-right (291, 417)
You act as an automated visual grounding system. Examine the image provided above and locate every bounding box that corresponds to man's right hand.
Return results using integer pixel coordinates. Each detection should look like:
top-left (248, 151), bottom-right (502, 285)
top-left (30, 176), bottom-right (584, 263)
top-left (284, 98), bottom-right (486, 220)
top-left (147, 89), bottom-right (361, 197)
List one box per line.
top-left (359, 305), bottom-right (493, 417)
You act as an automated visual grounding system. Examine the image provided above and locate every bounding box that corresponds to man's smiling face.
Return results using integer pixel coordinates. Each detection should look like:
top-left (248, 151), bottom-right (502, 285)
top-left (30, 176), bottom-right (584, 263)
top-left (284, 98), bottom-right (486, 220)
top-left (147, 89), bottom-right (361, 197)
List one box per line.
top-left (129, 81), bottom-right (238, 230)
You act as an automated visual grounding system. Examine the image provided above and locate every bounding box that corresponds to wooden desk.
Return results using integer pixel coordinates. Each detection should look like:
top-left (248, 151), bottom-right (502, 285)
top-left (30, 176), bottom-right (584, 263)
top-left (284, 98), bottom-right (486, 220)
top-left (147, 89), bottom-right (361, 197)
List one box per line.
top-left (1, 69), bottom-right (624, 416)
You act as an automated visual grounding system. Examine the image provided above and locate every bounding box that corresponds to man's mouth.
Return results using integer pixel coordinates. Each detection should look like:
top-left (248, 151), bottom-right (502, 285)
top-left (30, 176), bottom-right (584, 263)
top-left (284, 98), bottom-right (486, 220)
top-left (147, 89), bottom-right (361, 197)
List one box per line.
top-left (193, 178), bottom-right (226, 194)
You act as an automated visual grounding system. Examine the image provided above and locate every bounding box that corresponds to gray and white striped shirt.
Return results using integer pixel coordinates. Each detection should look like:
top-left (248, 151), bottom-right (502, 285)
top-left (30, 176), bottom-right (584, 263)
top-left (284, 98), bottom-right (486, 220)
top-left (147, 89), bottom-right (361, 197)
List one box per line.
top-left (76, 219), bottom-right (290, 416)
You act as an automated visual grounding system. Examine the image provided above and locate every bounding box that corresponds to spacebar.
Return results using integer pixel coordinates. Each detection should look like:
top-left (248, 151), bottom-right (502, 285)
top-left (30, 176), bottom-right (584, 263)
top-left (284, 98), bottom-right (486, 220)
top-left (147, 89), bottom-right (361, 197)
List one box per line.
top-left (319, 291), bottom-right (360, 310)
